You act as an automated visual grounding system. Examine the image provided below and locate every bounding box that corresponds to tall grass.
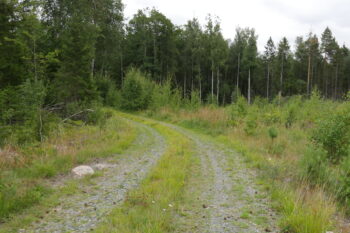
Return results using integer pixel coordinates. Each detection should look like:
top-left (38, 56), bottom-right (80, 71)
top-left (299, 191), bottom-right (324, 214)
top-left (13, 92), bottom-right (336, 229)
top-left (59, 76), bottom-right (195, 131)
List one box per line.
top-left (0, 111), bottom-right (136, 221)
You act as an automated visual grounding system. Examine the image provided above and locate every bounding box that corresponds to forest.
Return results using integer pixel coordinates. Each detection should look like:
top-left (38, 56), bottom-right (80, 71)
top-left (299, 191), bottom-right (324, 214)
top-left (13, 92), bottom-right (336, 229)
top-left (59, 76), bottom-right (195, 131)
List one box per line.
top-left (1, 1), bottom-right (350, 127)
top-left (1, 0), bottom-right (350, 232)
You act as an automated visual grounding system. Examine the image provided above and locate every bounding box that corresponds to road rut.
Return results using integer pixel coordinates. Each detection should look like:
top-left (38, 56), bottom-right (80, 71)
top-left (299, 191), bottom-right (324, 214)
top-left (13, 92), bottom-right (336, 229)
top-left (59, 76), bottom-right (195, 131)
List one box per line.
top-left (22, 120), bottom-right (166, 233)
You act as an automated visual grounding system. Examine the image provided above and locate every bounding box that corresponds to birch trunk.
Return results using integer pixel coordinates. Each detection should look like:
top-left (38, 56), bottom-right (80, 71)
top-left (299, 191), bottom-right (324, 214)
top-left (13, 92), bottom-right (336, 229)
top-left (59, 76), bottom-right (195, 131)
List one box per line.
top-left (248, 68), bottom-right (251, 105)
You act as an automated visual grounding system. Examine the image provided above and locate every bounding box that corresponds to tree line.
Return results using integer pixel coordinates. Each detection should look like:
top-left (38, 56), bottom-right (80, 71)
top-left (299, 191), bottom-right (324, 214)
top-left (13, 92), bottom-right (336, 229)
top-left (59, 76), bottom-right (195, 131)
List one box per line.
top-left (1, 0), bottom-right (350, 143)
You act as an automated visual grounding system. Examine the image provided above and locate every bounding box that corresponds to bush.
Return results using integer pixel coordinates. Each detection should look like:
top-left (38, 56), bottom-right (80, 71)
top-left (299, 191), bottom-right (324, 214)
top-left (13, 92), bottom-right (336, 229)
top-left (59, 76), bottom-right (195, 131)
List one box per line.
top-left (244, 117), bottom-right (257, 136)
top-left (337, 156), bottom-right (350, 209)
top-left (96, 75), bottom-right (122, 107)
top-left (189, 90), bottom-right (201, 110)
top-left (150, 79), bottom-right (172, 110)
top-left (206, 93), bottom-right (218, 106)
top-left (268, 127), bottom-right (278, 141)
top-left (300, 146), bottom-right (331, 185)
top-left (229, 95), bottom-right (247, 122)
top-left (0, 80), bottom-right (47, 145)
top-left (312, 106), bottom-right (350, 163)
top-left (285, 106), bottom-right (296, 128)
top-left (121, 69), bottom-right (153, 111)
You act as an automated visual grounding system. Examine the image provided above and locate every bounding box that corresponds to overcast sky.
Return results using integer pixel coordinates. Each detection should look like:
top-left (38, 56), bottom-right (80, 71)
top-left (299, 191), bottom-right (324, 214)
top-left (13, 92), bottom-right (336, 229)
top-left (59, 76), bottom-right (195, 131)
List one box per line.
top-left (123, 0), bottom-right (350, 52)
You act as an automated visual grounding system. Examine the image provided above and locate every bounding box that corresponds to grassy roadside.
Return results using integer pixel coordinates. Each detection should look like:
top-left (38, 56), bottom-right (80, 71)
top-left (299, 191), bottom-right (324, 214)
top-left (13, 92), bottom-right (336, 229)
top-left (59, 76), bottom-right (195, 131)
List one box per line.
top-left (94, 113), bottom-right (194, 233)
top-left (0, 111), bottom-right (137, 229)
top-left (143, 105), bottom-right (341, 233)
top-left (216, 136), bottom-right (336, 233)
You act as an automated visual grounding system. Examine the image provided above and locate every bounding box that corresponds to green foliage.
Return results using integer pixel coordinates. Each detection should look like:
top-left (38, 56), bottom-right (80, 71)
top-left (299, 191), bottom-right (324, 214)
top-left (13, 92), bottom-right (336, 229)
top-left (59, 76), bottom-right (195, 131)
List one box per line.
top-left (229, 95), bottom-right (247, 121)
top-left (338, 156), bottom-right (350, 207)
top-left (244, 117), bottom-right (258, 136)
top-left (121, 69), bottom-right (153, 111)
top-left (96, 75), bottom-right (121, 107)
top-left (150, 79), bottom-right (172, 110)
top-left (0, 112), bottom-right (136, 221)
top-left (268, 127), bottom-right (278, 141)
top-left (0, 80), bottom-right (46, 145)
top-left (300, 146), bottom-right (330, 185)
top-left (206, 93), bottom-right (218, 105)
top-left (312, 106), bottom-right (350, 163)
top-left (285, 106), bottom-right (296, 128)
top-left (231, 88), bottom-right (242, 103)
top-left (263, 110), bottom-right (282, 125)
top-left (0, 183), bottom-right (50, 220)
top-left (188, 90), bottom-right (201, 110)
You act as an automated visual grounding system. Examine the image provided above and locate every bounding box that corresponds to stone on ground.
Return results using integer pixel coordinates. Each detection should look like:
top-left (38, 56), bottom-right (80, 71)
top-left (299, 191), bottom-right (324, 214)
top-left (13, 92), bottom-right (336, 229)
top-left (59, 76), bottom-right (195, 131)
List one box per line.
top-left (72, 165), bottom-right (94, 177)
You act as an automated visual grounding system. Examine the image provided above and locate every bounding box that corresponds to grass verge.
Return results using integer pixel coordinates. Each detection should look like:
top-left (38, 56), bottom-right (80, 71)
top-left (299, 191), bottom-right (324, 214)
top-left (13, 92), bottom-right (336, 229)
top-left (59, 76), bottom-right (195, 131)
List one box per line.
top-left (0, 111), bottom-right (136, 227)
top-left (94, 113), bottom-right (194, 233)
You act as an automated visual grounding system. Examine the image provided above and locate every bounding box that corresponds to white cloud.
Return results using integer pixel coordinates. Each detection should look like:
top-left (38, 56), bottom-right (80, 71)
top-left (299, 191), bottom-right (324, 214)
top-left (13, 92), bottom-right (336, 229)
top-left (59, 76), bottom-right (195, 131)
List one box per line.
top-left (123, 0), bottom-right (350, 52)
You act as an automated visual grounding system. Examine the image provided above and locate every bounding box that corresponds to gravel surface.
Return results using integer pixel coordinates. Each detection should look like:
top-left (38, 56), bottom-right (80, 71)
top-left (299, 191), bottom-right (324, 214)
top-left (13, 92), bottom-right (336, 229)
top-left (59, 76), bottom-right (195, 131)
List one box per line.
top-left (18, 117), bottom-right (278, 233)
top-left (22, 120), bottom-right (166, 233)
top-left (166, 124), bottom-right (279, 233)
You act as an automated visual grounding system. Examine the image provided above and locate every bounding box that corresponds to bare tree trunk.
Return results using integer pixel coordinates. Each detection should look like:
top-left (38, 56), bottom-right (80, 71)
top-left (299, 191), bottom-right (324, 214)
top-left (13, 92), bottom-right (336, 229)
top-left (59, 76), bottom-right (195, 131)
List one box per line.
top-left (307, 53), bottom-right (311, 96)
top-left (280, 57), bottom-right (284, 98)
top-left (211, 60), bottom-right (214, 101)
top-left (267, 63), bottom-right (270, 99)
top-left (248, 68), bottom-right (251, 105)
top-left (335, 64), bottom-right (339, 99)
top-left (217, 69), bottom-right (220, 104)
top-left (120, 49), bottom-right (123, 85)
top-left (91, 58), bottom-right (95, 78)
top-left (153, 34), bottom-right (156, 78)
top-left (325, 77), bottom-right (328, 98)
top-left (191, 59), bottom-right (194, 93)
top-left (184, 72), bottom-right (187, 98)
top-left (236, 53), bottom-right (240, 97)
top-left (33, 37), bottom-right (38, 82)
top-left (39, 109), bottom-right (43, 142)
top-left (199, 78), bottom-right (202, 103)
top-left (199, 66), bottom-right (202, 102)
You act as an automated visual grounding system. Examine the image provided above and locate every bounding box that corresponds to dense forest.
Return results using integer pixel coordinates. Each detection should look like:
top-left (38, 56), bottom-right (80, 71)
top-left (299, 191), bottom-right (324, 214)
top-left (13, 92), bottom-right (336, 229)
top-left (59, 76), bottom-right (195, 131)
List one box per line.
top-left (1, 0), bottom-right (350, 144)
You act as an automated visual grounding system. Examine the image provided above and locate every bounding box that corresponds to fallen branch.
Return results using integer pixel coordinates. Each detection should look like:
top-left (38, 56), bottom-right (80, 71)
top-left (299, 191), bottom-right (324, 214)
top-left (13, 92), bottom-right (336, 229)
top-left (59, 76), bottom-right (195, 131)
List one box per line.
top-left (61, 109), bottom-right (94, 123)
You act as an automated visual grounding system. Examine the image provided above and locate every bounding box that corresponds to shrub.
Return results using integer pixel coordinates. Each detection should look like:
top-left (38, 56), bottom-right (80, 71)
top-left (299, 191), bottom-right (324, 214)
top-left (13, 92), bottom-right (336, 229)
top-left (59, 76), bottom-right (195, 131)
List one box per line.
top-left (95, 75), bottom-right (121, 107)
top-left (268, 127), bottom-right (278, 142)
top-left (285, 106), bottom-right (296, 128)
top-left (121, 69), bottom-right (153, 111)
top-left (312, 106), bottom-right (350, 163)
top-left (0, 80), bottom-right (47, 145)
top-left (244, 117), bottom-right (257, 136)
top-left (189, 90), bottom-right (201, 110)
top-left (229, 95), bottom-right (247, 122)
top-left (300, 146), bottom-right (331, 185)
top-left (337, 156), bottom-right (350, 208)
top-left (150, 79), bottom-right (172, 110)
top-left (206, 93), bottom-right (218, 106)
top-left (231, 88), bottom-right (242, 103)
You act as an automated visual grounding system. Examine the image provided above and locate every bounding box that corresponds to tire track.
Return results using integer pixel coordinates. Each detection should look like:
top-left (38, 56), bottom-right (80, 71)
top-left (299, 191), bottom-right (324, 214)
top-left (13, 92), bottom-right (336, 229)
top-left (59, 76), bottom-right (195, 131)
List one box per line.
top-left (21, 120), bottom-right (166, 233)
top-left (166, 123), bottom-right (279, 233)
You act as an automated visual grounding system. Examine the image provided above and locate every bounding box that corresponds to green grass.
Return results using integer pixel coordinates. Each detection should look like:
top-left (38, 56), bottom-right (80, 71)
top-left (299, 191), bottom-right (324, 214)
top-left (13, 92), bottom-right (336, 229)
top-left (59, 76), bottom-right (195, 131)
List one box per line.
top-left (0, 111), bottom-right (137, 226)
top-left (94, 114), bottom-right (194, 233)
top-left (143, 102), bottom-right (340, 232)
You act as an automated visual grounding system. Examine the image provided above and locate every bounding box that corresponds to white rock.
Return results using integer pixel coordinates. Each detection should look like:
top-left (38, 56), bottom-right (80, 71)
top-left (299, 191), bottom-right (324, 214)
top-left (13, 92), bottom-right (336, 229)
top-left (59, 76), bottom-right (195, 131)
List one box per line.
top-left (72, 165), bottom-right (94, 177)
